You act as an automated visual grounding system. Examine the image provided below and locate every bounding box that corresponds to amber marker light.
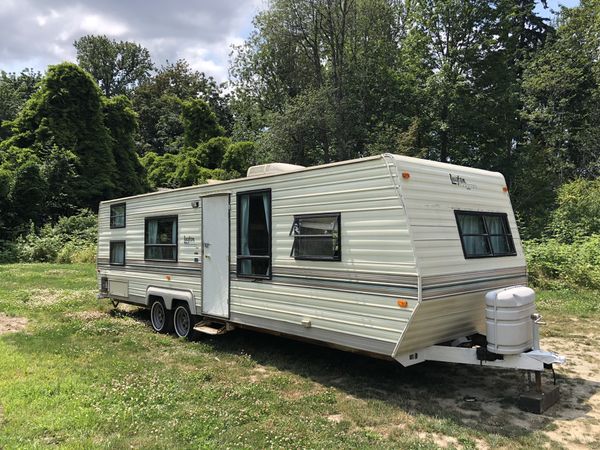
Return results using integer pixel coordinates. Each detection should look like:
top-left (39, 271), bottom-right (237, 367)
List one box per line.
top-left (165, 275), bottom-right (172, 281)
top-left (502, 186), bottom-right (509, 192)
top-left (397, 299), bottom-right (408, 308)
top-left (402, 171), bottom-right (410, 179)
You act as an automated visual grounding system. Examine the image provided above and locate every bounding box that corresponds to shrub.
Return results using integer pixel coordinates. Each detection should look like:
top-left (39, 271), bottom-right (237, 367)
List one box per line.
top-left (72, 244), bottom-right (97, 263)
top-left (14, 210), bottom-right (97, 264)
top-left (525, 235), bottom-right (600, 290)
top-left (549, 178), bottom-right (600, 242)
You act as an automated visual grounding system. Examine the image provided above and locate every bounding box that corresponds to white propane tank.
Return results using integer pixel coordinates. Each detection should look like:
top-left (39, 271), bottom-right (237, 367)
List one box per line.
top-left (485, 286), bottom-right (536, 355)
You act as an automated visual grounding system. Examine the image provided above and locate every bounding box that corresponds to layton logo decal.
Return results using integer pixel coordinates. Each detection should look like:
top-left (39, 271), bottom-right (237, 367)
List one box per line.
top-left (449, 173), bottom-right (477, 190)
top-left (183, 236), bottom-right (196, 245)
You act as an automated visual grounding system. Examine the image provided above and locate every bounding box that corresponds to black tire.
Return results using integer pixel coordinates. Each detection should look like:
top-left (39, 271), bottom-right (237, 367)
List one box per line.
top-left (150, 299), bottom-right (173, 333)
top-left (173, 304), bottom-right (197, 339)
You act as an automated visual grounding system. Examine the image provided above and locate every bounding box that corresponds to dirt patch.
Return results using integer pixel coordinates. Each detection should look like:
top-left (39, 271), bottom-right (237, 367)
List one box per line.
top-left (67, 310), bottom-right (107, 321)
top-left (425, 323), bottom-right (600, 449)
top-left (0, 313), bottom-right (28, 334)
top-left (541, 332), bottom-right (600, 450)
top-left (417, 432), bottom-right (461, 449)
top-left (327, 413), bottom-right (343, 423)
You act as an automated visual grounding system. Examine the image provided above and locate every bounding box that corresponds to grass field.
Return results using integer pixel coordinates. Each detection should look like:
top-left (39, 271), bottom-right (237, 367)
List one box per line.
top-left (0, 264), bottom-right (598, 449)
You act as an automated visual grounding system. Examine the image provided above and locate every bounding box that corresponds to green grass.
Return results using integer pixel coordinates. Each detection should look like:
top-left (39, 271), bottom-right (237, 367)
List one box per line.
top-left (0, 263), bottom-right (597, 449)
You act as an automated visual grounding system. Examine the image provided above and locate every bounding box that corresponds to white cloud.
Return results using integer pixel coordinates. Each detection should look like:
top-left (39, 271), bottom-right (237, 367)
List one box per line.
top-left (0, 0), bottom-right (263, 82)
top-left (80, 14), bottom-right (128, 36)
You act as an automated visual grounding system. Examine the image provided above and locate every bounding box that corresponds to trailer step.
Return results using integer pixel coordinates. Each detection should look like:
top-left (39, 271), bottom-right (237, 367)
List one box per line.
top-left (193, 321), bottom-right (229, 336)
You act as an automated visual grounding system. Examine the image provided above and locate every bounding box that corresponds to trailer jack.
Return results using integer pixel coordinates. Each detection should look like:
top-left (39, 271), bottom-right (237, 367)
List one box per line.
top-left (395, 342), bottom-right (565, 414)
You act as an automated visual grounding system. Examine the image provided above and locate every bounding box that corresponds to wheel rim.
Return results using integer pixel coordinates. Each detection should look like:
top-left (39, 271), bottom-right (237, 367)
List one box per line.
top-left (151, 302), bottom-right (165, 330)
top-left (174, 306), bottom-right (190, 337)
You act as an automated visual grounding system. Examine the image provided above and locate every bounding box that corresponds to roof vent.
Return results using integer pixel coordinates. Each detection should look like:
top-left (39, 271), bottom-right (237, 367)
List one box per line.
top-left (246, 163), bottom-right (305, 177)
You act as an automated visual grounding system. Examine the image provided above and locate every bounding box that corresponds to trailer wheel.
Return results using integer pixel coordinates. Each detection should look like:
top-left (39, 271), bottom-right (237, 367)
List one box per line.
top-left (173, 304), bottom-right (197, 339)
top-left (150, 299), bottom-right (173, 333)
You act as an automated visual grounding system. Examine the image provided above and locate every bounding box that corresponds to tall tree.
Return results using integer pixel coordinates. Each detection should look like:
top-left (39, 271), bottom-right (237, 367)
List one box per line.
top-left (516, 0), bottom-right (600, 236)
top-left (2, 63), bottom-right (118, 208)
top-left (230, 0), bottom-right (409, 164)
top-left (132, 60), bottom-right (231, 154)
top-left (74, 35), bottom-right (154, 97)
top-left (102, 95), bottom-right (148, 196)
top-left (0, 69), bottom-right (42, 138)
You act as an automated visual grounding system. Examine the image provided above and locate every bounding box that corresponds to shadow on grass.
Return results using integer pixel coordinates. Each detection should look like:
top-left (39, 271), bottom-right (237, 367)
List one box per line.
top-left (106, 305), bottom-right (598, 440)
top-left (6, 303), bottom-right (597, 441)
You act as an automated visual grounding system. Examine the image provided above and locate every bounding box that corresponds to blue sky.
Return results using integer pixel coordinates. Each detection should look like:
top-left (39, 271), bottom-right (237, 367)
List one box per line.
top-left (0, 0), bottom-right (581, 83)
top-left (536, 0), bottom-right (580, 16)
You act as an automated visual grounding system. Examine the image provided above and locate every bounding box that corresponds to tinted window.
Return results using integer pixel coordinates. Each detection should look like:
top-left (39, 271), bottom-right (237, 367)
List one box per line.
top-left (110, 203), bottom-right (126, 228)
top-left (455, 211), bottom-right (516, 258)
top-left (145, 216), bottom-right (177, 261)
top-left (110, 241), bottom-right (125, 265)
top-left (290, 214), bottom-right (341, 261)
top-left (237, 190), bottom-right (271, 278)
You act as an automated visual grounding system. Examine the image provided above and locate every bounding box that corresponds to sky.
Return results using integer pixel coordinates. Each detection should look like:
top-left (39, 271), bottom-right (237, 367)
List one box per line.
top-left (0, 0), bottom-right (581, 84)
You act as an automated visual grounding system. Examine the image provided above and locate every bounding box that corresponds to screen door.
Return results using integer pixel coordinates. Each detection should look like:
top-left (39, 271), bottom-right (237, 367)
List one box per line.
top-left (201, 194), bottom-right (230, 317)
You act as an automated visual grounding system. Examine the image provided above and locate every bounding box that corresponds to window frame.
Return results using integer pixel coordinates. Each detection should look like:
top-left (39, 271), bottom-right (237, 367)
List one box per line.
top-left (144, 215), bottom-right (178, 262)
top-left (289, 213), bottom-right (342, 261)
top-left (110, 203), bottom-right (126, 229)
top-left (236, 189), bottom-right (272, 280)
top-left (454, 210), bottom-right (517, 259)
top-left (109, 240), bottom-right (126, 266)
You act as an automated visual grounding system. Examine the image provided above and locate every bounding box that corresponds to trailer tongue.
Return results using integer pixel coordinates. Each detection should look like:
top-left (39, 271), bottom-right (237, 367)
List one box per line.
top-left (394, 286), bottom-right (565, 414)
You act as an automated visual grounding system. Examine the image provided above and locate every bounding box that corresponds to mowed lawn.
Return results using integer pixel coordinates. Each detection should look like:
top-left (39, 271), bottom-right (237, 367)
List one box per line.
top-left (0, 264), bottom-right (598, 449)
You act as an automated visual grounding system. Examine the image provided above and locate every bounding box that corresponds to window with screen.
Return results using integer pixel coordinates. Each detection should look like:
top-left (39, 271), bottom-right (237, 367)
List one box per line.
top-left (455, 211), bottom-right (516, 258)
top-left (110, 203), bottom-right (126, 228)
top-left (110, 241), bottom-right (125, 265)
top-left (237, 190), bottom-right (271, 278)
top-left (290, 213), bottom-right (341, 261)
top-left (145, 216), bottom-right (178, 261)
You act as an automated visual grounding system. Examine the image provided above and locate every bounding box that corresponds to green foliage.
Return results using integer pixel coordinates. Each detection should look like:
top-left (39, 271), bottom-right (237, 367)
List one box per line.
top-left (524, 236), bottom-right (600, 290)
top-left (132, 60), bottom-right (232, 154)
top-left (3, 62), bottom-right (118, 210)
top-left (0, 68), bottom-right (42, 138)
top-left (56, 242), bottom-right (97, 264)
top-left (13, 210), bottom-right (97, 264)
top-left (9, 159), bottom-right (47, 225)
top-left (194, 136), bottom-right (231, 169)
top-left (74, 35), bottom-right (154, 97)
top-left (102, 95), bottom-right (148, 196)
top-left (141, 149), bottom-right (237, 189)
top-left (222, 141), bottom-right (260, 174)
top-left (133, 93), bottom-right (185, 155)
top-left (181, 99), bottom-right (224, 147)
top-left (548, 178), bottom-right (600, 243)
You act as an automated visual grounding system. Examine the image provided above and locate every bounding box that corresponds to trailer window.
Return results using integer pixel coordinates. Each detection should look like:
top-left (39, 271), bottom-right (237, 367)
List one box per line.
top-left (145, 216), bottom-right (178, 261)
top-left (290, 213), bottom-right (341, 261)
top-left (455, 211), bottom-right (516, 258)
top-left (237, 190), bottom-right (271, 278)
top-left (110, 203), bottom-right (126, 228)
top-left (109, 241), bottom-right (125, 265)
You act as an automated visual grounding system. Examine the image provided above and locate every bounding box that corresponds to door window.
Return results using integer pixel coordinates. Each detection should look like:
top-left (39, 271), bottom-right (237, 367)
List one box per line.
top-left (237, 190), bottom-right (271, 278)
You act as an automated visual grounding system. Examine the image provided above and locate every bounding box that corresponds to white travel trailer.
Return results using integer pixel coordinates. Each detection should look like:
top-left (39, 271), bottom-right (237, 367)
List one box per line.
top-left (97, 154), bottom-right (563, 411)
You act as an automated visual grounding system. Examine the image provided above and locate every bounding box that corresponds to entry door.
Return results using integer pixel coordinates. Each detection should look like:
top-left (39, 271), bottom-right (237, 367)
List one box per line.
top-left (201, 194), bottom-right (230, 318)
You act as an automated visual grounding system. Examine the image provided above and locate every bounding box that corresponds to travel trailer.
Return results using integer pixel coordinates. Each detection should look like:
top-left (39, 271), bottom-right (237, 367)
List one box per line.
top-left (97, 153), bottom-right (564, 412)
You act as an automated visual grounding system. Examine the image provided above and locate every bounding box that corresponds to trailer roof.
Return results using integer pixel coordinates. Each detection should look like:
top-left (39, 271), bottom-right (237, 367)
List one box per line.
top-left (100, 153), bottom-right (503, 205)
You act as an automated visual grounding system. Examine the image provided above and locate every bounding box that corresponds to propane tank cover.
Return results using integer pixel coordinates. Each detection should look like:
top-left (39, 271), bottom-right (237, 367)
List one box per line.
top-left (485, 286), bottom-right (536, 355)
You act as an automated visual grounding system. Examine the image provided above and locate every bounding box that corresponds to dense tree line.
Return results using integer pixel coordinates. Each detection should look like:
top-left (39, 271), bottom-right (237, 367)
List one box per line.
top-left (231, 0), bottom-right (599, 237)
top-left (0, 0), bottom-right (598, 252)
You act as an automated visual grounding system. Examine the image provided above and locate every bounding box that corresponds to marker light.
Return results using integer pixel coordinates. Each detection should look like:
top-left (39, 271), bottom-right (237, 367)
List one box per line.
top-left (397, 299), bottom-right (408, 308)
top-left (402, 171), bottom-right (410, 179)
